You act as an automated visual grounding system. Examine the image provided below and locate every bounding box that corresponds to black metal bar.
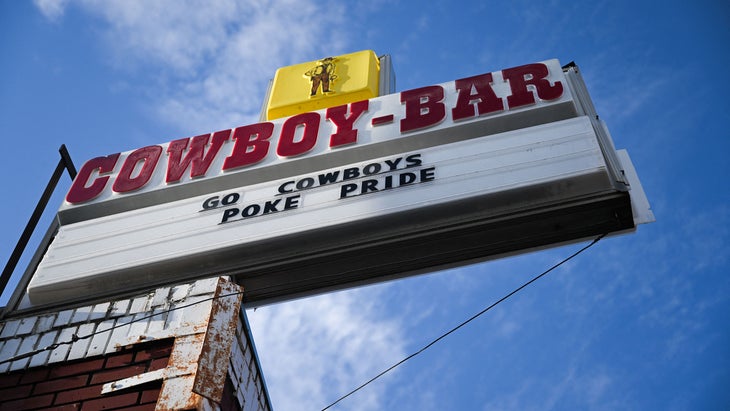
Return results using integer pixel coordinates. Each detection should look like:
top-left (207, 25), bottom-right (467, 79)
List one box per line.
top-left (0, 145), bottom-right (77, 301)
top-left (0, 219), bottom-right (60, 319)
top-left (59, 144), bottom-right (77, 179)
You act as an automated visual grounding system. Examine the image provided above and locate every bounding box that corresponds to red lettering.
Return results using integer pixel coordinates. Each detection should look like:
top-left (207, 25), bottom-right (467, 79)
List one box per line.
top-left (65, 153), bottom-right (120, 204)
top-left (222, 123), bottom-right (274, 171)
top-left (400, 86), bottom-right (446, 132)
top-left (451, 73), bottom-right (504, 121)
top-left (502, 63), bottom-right (563, 109)
top-left (165, 130), bottom-right (230, 183)
top-left (326, 100), bottom-right (369, 148)
top-left (277, 112), bottom-right (321, 157)
top-left (112, 146), bottom-right (162, 193)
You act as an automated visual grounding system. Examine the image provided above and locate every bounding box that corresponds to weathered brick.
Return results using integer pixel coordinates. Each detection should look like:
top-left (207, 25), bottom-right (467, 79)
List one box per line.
top-left (80, 392), bottom-right (139, 411)
top-left (71, 306), bottom-right (92, 324)
top-left (133, 350), bottom-right (152, 363)
top-left (34, 374), bottom-right (89, 394)
top-left (127, 313), bottom-right (150, 342)
top-left (148, 343), bottom-right (174, 359)
top-left (178, 296), bottom-right (213, 327)
top-left (105, 317), bottom-right (132, 355)
top-left (67, 323), bottom-right (95, 361)
top-left (169, 284), bottom-right (190, 302)
top-left (54, 384), bottom-right (105, 404)
top-left (49, 358), bottom-right (105, 378)
top-left (134, 341), bottom-right (172, 362)
top-left (10, 333), bottom-right (39, 371)
top-left (0, 319), bottom-right (21, 338)
top-left (139, 387), bottom-right (161, 404)
top-left (129, 296), bottom-right (151, 314)
top-left (29, 331), bottom-right (59, 368)
top-left (0, 393), bottom-right (54, 410)
top-left (145, 309), bottom-right (167, 336)
top-left (89, 364), bottom-right (146, 385)
top-left (134, 340), bottom-right (173, 363)
top-left (149, 357), bottom-right (169, 372)
top-left (17, 317), bottom-right (38, 335)
top-left (151, 287), bottom-right (171, 308)
top-left (0, 372), bottom-right (21, 388)
top-left (36, 315), bottom-right (57, 333)
top-left (19, 367), bottom-right (50, 384)
top-left (104, 352), bottom-right (134, 369)
top-left (0, 383), bottom-right (32, 400)
top-left (89, 303), bottom-right (111, 321)
top-left (87, 320), bottom-right (114, 357)
top-left (35, 404), bottom-right (80, 411)
top-left (0, 339), bottom-right (21, 373)
top-left (110, 300), bottom-right (130, 317)
top-left (53, 310), bottom-right (74, 328)
top-left (190, 277), bottom-right (219, 296)
top-left (48, 327), bottom-right (77, 363)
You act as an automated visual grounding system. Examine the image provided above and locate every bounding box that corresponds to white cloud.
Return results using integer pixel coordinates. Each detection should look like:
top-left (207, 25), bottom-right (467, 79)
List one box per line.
top-left (247, 289), bottom-right (407, 411)
top-left (84, 0), bottom-right (238, 74)
top-left (35, 0), bottom-right (352, 133)
top-left (33, 0), bottom-right (69, 22)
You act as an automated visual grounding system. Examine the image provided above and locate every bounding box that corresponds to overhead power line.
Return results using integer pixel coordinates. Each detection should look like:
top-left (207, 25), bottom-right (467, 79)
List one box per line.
top-left (2, 233), bottom-right (607, 411)
top-left (320, 233), bottom-right (607, 411)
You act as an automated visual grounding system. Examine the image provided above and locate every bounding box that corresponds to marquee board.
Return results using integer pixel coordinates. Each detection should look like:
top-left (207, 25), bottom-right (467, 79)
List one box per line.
top-left (25, 58), bottom-right (653, 306)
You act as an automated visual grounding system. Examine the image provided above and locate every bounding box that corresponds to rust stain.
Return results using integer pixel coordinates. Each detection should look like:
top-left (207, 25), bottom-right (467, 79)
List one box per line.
top-left (156, 334), bottom-right (206, 410)
top-left (156, 383), bottom-right (202, 411)
top-left (193, 278), bottom-right (243, 402)
top-left (156, 329), bottom-right (207, 409)
top-left (152, 277), bottom-right (243, 410)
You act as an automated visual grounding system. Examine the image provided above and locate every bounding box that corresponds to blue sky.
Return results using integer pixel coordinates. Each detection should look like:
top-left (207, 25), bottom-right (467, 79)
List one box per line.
top-left (1, 1), bottom-right (728, 410)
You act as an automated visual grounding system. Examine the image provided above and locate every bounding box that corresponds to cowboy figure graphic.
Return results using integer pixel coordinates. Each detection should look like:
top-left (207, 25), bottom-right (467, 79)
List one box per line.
top-left (305, 57), bottom-right (337, 96)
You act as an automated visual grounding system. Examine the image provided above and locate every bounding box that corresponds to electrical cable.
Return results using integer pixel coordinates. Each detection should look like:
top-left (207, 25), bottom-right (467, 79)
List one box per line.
top-left (320, 233), bottom-right (606, 411)
top-left (1, 232), bottom-right (605, 406)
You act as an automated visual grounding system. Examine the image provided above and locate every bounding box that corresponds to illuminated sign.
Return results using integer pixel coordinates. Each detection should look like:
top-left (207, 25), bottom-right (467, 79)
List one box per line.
top-left (266, 50), bottom-right (381, 120)
top-left (27, 59), bottom-right (653, 306)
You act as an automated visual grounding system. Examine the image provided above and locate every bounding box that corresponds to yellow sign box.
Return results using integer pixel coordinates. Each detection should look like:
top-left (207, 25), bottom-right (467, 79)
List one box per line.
top-left (265, 50), bottom-right (380, 120)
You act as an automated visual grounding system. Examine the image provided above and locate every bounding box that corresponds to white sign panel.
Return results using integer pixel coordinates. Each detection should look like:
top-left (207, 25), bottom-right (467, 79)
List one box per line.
top-left (29, 117), bottom-right (635, 304)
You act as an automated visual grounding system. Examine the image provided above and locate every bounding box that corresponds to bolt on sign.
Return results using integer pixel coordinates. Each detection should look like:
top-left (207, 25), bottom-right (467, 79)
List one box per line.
top-left (26, 54), bottom-right (653, 307)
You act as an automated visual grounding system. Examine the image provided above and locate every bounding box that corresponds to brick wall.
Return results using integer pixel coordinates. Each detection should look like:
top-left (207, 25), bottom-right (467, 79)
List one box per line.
top-left (0, 277), bottom-right (272, 411)
top-left (0, 338), bottom-right (172, 410)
